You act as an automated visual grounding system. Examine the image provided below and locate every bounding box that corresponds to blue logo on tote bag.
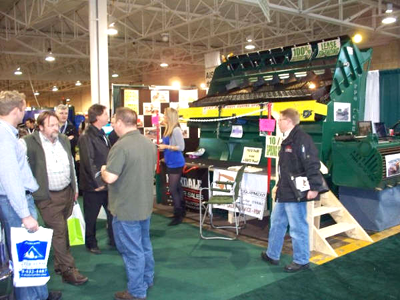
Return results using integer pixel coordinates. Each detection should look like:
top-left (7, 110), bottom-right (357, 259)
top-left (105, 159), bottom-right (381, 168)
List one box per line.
top-left (16, 241), bottom-right (48, 262)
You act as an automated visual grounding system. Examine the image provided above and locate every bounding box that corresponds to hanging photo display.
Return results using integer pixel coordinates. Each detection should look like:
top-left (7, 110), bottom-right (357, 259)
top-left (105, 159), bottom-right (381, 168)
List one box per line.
top-left (230, 125), bottom-right (243, 138)
top-left (385, 153), bottom-right (400, 177)
top-left (178, 89), bottom-right (198, 108)
top-left (241, 147), bottom-right (262, 165)
top-left (334, 102), bottom-right (351, 122)
top-left (124, 89), bottom-right (139, 113)
top-left (180, 123), bottom-right (189, 139)
top-left (151, 90), bottom-right (169, 103)
top-left (143, 102), bottom-right (161, 115)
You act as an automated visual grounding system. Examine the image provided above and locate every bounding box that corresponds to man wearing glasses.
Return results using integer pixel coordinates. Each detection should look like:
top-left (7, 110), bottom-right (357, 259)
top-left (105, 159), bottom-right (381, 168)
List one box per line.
top-left (261, 108), bottom-right (323, 272)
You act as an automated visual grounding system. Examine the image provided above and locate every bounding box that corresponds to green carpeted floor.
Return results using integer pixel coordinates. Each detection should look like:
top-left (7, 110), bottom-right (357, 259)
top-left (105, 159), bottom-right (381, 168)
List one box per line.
top-left (231, 234), bottom-right (400, 300)
top-left (47, 213), bottom-right (299, 300)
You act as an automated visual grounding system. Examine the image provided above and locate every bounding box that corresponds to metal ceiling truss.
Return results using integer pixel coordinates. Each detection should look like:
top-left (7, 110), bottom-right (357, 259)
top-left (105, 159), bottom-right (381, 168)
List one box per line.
top-left (0, 0), bottom-right (399, 97)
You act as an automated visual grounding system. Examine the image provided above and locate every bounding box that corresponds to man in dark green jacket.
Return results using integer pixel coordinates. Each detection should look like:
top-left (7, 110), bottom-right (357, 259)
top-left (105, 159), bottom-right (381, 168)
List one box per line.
top-left (21, 110), bottom-right (88, 286)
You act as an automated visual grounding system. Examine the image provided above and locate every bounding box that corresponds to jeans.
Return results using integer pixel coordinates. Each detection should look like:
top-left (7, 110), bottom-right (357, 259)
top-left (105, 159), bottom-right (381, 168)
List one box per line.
top-left (113, 216), bottom-right (154, 298)
top-left (266, 201), bottom-right (309, 265)
top-left (0, 194), bottom-right (49, 300)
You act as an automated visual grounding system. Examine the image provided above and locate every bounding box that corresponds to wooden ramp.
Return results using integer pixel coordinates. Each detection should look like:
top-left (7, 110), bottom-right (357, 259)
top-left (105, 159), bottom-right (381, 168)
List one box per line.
top-left (307, 191), bottom-right (373, 257)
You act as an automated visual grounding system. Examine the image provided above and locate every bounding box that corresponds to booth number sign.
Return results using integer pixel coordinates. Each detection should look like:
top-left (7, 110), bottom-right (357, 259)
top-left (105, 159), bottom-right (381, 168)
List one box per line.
top-left (265, 136), bottom-right (282, 158)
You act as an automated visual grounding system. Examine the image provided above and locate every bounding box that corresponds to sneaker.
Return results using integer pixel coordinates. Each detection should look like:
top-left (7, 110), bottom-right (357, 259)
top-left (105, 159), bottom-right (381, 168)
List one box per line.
top-left (86, 246), bottom-right (102, 254)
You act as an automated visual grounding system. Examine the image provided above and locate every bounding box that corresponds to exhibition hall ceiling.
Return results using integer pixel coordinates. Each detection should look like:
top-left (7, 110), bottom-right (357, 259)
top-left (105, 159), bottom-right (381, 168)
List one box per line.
top-left (0, 0), bottom-right (399, 97)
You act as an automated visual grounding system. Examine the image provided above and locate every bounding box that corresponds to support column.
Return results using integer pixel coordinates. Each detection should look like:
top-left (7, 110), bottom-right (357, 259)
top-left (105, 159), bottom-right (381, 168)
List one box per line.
top-left (89, 0), bottom-right (110, 111)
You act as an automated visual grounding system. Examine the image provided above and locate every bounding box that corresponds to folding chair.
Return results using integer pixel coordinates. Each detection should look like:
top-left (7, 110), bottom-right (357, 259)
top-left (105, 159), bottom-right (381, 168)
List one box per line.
top-left (199, 165), bottom-right (246, 240)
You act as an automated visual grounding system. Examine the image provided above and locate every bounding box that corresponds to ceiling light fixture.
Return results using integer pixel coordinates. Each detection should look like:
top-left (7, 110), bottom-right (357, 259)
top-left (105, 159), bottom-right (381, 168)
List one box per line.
top-left (382, 16), bottom-right (397, 24)
top-left (111, 72), bottom-right (119, 78)
top-left (309, 82), bottom-right (316, 89)
top-left (386, 3), bottom-right (393, 13)
top-left (172, 81), bottom-right (181, 90)
top-left (106, 23), bottom-right (118, 35)
top-left (246, 35), bottom-right (253, 42)
top-left (352, 33), bottom-right (363, 43)
top-left (160, 62), bottom-right (169, 68)
top-left (14, 67), bottom-right (22, 75)
top-left (34, 91), bottom-right (40, 96)
top-left (200, 83), bottom-right (206, 89)
top-left (75, 80), bottom-right (82, 86)
top-left (66, 98), bottom-right (70, 102)
top-left (52, 86), bottom-right (58, 92)
top-left (161, 33), bottom-right (169, 42)
top-left (45, 48), bottom-right (55, 62)
top-left (245, 44), bottom-right (256, 50)
top-left (382, 3), bottom-right (397, 24)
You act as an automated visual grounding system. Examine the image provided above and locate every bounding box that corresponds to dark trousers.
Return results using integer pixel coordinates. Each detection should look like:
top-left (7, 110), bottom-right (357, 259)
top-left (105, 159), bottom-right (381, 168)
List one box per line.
top-left (35, 186), bottom-right (76, 273)
top-left (83, 190), bottom-right (114, 248)
top-left (167, 168), bottom-right (185, 218)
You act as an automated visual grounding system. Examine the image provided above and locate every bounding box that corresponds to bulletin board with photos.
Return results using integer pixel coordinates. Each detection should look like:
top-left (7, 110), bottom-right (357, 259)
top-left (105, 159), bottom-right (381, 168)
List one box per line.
top-left (118, 87), bottom-right (206, 152)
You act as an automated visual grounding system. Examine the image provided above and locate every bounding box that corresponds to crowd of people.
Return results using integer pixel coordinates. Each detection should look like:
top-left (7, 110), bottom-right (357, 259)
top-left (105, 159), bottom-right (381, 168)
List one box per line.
top-left (0, 90), bottom-right (323, 300)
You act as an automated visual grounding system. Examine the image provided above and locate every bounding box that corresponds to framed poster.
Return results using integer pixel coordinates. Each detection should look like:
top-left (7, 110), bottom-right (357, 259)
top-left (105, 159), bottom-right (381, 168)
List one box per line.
top-left (386, 153), bottom-right (400, 177)
top-left (124, 89), bottom-right (139, 113)
top-left (179, 89), bottom-right (198, 108)
top-left (143, 102), bottom-right (160, 115)
top-left (151, 90), bottom-right (169, 103)
top-left (334, 102), bottom-right (351, 122)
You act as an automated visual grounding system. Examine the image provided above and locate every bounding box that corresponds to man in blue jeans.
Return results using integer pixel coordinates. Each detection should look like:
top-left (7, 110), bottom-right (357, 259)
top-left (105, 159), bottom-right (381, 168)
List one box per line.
top-left (102, 107), bottom-right (156, 300)
top-left (261, 108), bottom-right (323, 273)
top-left (0, 90), bottom-right (61, 300)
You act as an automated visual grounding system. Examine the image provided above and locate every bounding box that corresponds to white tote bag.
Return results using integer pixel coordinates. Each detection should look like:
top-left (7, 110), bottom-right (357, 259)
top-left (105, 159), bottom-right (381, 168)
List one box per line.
top-left (10, 226), bottom-right (53, 287)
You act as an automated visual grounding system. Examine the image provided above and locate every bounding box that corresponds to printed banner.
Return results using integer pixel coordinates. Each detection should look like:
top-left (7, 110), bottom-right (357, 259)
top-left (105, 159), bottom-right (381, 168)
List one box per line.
top-left (265, 135), bottom-right (282, 158)
top-left (213, 169), bottom-right (268, 220)
top-left (316, 38), bottom-right (341, 58)
top-left (291, 44), bottom-right (312, 62)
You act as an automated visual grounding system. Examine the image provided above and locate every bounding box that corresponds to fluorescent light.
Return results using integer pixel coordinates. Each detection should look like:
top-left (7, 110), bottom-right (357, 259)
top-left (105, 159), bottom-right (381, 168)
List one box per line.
top-left (278, 73), bottom-right (290, 79)
top-left (14, 67), bottom-right (22, 75)
top-left (106, 23), bottom-right (118, 35)
top-left (111, 73), bottom-right (119, 78)
top-left (382, 16), bottom-right (397, 24)
top-left (245, 44), bottom-right (255, 50)
top-left (75, 80), bottom-right (82, 86)
top-left (45, 52), bottom-right (55, 62)
top-left (34, 91), bottom-right (40, 96)
top-left (160, 62), bottom-right (169, 68)
top-left (295, 72), bottom-right (307, 78)
top-left (263, 75), bottom-right (273, 81)
top-left (52, 86), bottom-right (58, 92)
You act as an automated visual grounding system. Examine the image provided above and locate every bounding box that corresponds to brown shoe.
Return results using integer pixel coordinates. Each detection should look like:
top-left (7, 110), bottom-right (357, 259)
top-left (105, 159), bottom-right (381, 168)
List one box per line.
top-left (114, 290), bottom-right (146, 300)
top-left (62, 268), bottom-right (88, 286)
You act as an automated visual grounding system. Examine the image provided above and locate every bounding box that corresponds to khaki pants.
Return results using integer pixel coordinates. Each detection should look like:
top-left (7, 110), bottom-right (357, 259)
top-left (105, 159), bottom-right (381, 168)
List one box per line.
top-left (36, 185), bottom-right (76, 272)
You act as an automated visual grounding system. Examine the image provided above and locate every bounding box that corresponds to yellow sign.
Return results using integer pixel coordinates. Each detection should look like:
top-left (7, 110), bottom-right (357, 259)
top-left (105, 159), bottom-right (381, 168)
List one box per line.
top-left (124, 89), bottom-right (139, 113)
top-left (265, 135), bottom-right (282, 158)
top-left (241, 147), bottom-right (262, 165)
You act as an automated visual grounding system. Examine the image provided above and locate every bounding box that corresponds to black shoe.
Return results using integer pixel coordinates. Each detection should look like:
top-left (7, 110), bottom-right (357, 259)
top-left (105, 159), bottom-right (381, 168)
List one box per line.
top-left (168, 217), bottom-right (182, 226)
top-left (260, 252), bottom-right (279, 265)
top-left (87, 246), bottom-right (102, 254)
top-left (47, 290), bottom-right (62, 300)
top-left (284, 262), bottom-right (310, 273)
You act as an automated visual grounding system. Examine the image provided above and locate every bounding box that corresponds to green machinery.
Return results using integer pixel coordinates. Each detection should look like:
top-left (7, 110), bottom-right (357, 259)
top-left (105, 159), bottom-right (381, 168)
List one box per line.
top-left (180, 35), bottom-right (400, 190)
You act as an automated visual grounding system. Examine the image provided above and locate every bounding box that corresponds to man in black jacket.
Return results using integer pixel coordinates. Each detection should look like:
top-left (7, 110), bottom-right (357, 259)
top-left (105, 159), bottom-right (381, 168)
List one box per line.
top-left (56, 104), bottom-right (79, 159)
top-left (261, 108), bottom-right (323, 273)
top-left (78, 104), bottom-right (115, 254)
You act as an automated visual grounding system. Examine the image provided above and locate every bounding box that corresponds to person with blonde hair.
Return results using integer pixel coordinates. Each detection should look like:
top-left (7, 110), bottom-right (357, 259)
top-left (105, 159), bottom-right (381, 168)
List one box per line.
top-left (158, 107), bottom-right (186, 226)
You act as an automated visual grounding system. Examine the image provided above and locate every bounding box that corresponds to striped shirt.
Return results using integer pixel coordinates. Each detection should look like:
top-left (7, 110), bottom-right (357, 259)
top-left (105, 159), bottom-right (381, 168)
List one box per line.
top-left (0, 119), bottom-right (39, 218)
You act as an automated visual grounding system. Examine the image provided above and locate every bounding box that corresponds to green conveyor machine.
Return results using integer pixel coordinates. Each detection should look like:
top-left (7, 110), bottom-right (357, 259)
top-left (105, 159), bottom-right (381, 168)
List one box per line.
top-left (179, 35), bottom-right (400, 190)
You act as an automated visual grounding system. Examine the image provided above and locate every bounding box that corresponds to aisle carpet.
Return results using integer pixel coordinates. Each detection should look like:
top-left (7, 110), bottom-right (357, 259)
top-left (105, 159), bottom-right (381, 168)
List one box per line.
top-left (231, 233), bottom-right (400, 300)
top-left (46, 214), bottom-right (301, 300)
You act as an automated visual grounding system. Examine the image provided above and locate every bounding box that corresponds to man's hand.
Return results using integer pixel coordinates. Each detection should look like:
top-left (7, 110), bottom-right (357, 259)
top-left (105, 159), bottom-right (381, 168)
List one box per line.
top-left (68, 135), bottom-right (74, 140)
top-left (307, 190), bottom-right (319, 200)
top-left (94, 186), bottom-right (106, 191)
top-left (101, 165), bottom-right (107, 172)
top-left (22, 216), bottom-right (39, 232)
top-left (157, 144), bottom-right (168, 150)
top-left (74, 193), bottom-right (79, 201)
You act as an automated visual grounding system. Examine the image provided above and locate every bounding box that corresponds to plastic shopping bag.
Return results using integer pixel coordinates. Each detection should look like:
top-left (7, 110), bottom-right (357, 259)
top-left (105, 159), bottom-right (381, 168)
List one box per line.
top-left (10, 226), bottom-right (53, 287)
top-left (67, 201), bottom-right (85, 246)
